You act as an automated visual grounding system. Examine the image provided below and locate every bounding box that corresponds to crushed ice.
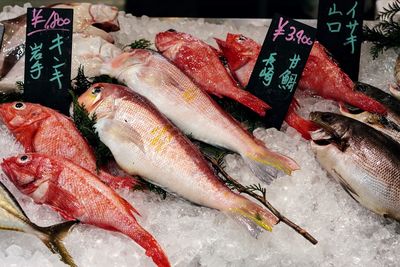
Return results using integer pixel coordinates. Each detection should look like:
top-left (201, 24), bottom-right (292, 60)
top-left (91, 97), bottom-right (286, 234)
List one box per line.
top-left (0, 5), bottom-right (399, 267)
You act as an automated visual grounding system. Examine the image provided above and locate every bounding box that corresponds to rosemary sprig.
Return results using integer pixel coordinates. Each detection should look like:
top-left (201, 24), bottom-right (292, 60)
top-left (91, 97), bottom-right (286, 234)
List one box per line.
top-left (125, 38), bottom-right (153, 50)
top-left (205, 155), bottom-right (318, 245)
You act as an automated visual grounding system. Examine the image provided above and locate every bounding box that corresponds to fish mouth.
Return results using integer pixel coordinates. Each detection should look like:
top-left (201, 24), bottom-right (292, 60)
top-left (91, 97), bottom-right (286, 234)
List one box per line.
top-left (1, 158), bottom-right (17, 184)
top-left (339, 103), bottom-right (364, 115)
top-left (309, 112), bottom-right (341, 145)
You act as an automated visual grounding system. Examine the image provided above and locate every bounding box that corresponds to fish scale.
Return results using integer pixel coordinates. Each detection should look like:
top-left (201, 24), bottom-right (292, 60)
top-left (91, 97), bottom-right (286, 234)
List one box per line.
top-left (78, 82), bottom-right (279, 234)
top-left (311, 112), bottom-right (400, 220)
top-left (101, 49), bottom-right (299, 182)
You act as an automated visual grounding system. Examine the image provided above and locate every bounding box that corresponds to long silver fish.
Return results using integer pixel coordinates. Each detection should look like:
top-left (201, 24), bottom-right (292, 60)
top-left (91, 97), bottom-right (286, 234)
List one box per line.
top-left (354, 82), bottom-right (400, 126)
top-left (0, 181), bottom-right (77, 266)
top-left (78, 82), bottom-right (279, 232)
top-left (339, 104), bottom-right (400, 144)
top-left (101, 49), bottom-right (299, 183)
top-left (310, 112), bottom-right (400, 220)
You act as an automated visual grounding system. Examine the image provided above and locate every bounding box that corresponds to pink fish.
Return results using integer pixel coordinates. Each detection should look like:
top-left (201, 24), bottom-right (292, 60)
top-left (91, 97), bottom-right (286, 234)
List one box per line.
top-left (155, 30), bottom-right (271, 116)
top-left (1, 153), bottom-right (170, 267)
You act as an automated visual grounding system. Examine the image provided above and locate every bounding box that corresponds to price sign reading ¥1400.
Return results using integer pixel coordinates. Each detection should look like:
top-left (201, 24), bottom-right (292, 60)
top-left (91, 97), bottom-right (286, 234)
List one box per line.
top-left (24, 8), bottom-right (73, 115)
top-left (247, 14), bottom-right (316, 129)
top-left (317, 0), bottom-right (364, 81)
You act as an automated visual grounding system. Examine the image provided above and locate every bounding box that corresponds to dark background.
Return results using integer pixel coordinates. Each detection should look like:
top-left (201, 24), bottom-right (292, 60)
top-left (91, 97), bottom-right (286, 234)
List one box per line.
top-left (126, 0), bottom-right (376, 19)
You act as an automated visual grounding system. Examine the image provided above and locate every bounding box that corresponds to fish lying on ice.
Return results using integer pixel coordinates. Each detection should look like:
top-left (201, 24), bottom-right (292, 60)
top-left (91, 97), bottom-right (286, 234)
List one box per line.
top-left (78, 82), bottom-right (279, 233)
top-left (0, 102), bottom-right (137, 189)
top-left (216, 34), bottom-right (387, 115)
top-left (1, 153), bottom-right (171, 267)
top-left (155, 30), bottom-right (271, 116)
top-left (101, 49), bottom-right (299, 182)
top-left (354, 82), bottom-right (400, 126)
top-left (310, 112), bottom-right (400, 220)
top-left (339, 104), bottom-right (400, 144)
top-left (0, 3), bottom-right (121, 91)
top-left (214, 33), bottom-right (319, 139)
top-left (0, 180), bottom-right (77, 266)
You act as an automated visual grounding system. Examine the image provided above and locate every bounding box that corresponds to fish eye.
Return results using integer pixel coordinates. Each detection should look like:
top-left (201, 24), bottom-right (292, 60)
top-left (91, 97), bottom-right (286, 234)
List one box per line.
top-left (17, 155), bottom-right (30, 164)
top-left (92, 86), bottom-right (103, 95)
top-left (320, 113), bottom-right (333, 121)
top-left (13, 102), bottom-right (25, 110)
top-left (167, 29), bottom-right (177, 32)
top-left (238, 35), bottom-right (247, 41)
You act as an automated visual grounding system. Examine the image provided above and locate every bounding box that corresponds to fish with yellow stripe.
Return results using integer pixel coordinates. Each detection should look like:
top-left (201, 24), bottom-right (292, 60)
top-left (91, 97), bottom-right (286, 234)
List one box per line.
top-left (78, 82), bottom-right (279, 233)
top-left (101, 49), bottom-right (299, 182)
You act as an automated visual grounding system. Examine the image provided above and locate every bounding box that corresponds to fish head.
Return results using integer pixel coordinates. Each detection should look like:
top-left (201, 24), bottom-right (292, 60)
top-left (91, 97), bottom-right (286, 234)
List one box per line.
top-left (339, 103), bottom-right (382, 126)
top-left (155, 30), bottom-right (191, 57)
top-left (89, 4), bottom-right (120, 32)
top-left (215, 33), bottom-right (260, 71)
top-left (1, 154), bottom-right (58, 198)
top-left (309, 112), bottom-right (352, 152)
top-left (0, 102), bottom-right (50, 131)
top-left (78, 83), bottom-right (126, 118)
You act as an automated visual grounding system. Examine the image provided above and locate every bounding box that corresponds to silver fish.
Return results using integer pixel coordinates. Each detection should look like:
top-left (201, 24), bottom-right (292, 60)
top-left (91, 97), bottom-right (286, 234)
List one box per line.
top-left (339, 104), bottom-right (400, 144)
top-left (0, 181), bottom-right (77, 266)
top-left (310, 112), bottom-right (400, 221)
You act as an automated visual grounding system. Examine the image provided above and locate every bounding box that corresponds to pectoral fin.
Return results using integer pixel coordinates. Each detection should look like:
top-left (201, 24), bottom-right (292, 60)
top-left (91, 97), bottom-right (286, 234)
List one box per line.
top-left (332, 168), bottom-right (359, 202)
top-left (99, 118), bottom-right (145, 152)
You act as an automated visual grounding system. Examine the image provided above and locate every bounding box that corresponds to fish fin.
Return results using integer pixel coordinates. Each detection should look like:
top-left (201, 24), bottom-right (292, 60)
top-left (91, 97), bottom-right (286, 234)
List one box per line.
top-left (98, 170), bottom-right (143, 191)
top-left (228, 200), bottom-right (279, 233)
top-left (100, 119), bottom-right (145, 152)
top-left (243, 147), bottom-right (300, 183)
top-left (235, 90), bottom-right (271, 116)
top-left (126, 225), bottom-right (171, 267)
top-left (46, 182), bottom-right (84, 220)
top-left (332, 169), bottom-right (360, 202)
top-left (285, 100), bottom-right (319, 140)
top-left (38, 220), bottom-right (78, 267)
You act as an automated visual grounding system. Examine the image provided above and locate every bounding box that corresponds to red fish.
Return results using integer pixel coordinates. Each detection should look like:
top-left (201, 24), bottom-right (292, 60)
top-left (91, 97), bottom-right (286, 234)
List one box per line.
top-left (1, 153), bottom-right (170, 267)
top-left (155, 30), bottom-right (271, 116)
top-left (0, 102), bottom-right (137, 189)
top-left (216, 33), bottom-right (387, 115)
top-left (215, 34), bottom-right (318, 139)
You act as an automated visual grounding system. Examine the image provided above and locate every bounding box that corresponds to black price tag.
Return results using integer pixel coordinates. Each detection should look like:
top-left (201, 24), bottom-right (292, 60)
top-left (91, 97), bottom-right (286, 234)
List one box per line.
top-left (247, 14), bottom-right (316, 129)
top-left (24, 7), bottom-right (73, 114)
top-left (317, 0), bottom-right (364, 80)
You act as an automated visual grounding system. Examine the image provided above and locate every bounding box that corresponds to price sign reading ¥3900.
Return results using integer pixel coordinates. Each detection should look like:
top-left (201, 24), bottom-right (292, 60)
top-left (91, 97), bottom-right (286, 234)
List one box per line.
top-left (317, 0), bottom-right (364, 81)
top-left (24, 7), bottom-right (73, 115)
top-left (247, 14), bottom-right (316, 129)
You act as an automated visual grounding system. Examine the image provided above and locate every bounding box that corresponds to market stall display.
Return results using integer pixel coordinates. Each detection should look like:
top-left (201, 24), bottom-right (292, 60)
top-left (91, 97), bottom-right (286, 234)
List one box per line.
top-left (0, 2), bottom-right (399, 267)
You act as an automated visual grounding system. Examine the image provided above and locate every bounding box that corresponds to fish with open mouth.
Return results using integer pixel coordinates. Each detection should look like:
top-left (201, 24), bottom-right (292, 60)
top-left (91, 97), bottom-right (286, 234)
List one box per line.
top-left (1, 153), bottom-right (171, 267)
top-left (310, 112), bottom-right (400, 221)
top-left (78, 82), bottom-right (279, 233)
top-left (0, 180), bottom-right (77, 266)
top-left (354, 82), bottom-right (400, 126)
top-left (101, 49), bottom-right (299, 182)
top-left (339, 103), bottom-right (400, 144)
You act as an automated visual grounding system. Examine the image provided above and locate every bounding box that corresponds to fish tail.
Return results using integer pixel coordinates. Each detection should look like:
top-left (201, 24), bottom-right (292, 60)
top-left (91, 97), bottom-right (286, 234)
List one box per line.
top-left (243, 145), bottom-right (300, 183)
top-left (39, 220), bottom-right (78, 267)
top-left (285, 101), bottom-right (320, 140)
top-left (228, 200), bottom-right (279, 233)
top-left (235, 90), bottom-right (271, 116)
top-left (126, 225), bottom-right (171, 267)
